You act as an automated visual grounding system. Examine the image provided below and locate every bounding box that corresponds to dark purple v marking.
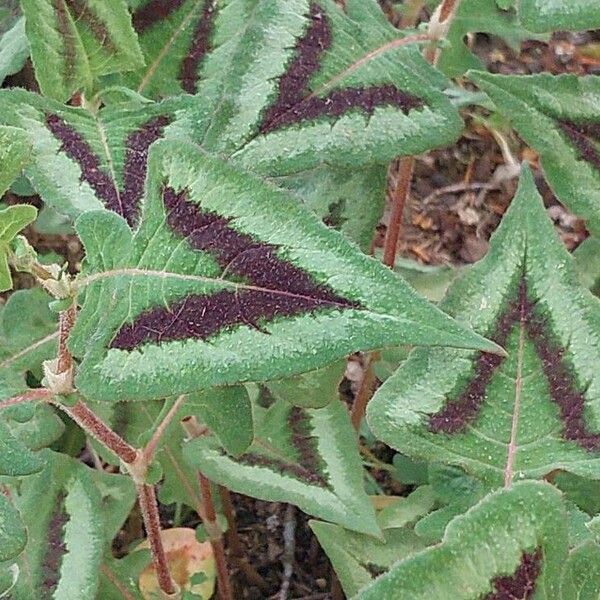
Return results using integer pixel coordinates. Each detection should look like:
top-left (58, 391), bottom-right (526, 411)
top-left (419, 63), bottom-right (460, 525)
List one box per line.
top-left (485, 549), bottom-right (542, 600)
top-left (110, 187), bottom-right (359, 350)
top-left (259, 3), bottom-right (424, 134)
top-left (558, 120), bottom-right (600, 172)
top-left (132, 0), bottom-right (187, 33)
top-left (45, 113), bottom-right (171, 226)
top-left (64, 0), bottom-right (116, 52)
top-left (429, 278), bottom-right (600, 452)
top-left (42, 493), bottom-right (68, 595)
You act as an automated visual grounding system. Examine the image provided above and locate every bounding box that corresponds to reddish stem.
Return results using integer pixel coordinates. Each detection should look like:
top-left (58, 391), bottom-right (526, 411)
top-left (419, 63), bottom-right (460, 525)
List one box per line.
top-left (0, 388), bottom-right (51, 409)
top-left (137, 483), bottom-right (178, 596)
top-left (382, 157), bottom-right (415, 268)
top-left (350, 354), bottom-right (379, 431)
top-left (57, 302), bottom-right (77, 375)
top-left (199, 474), bottom-right (234, 600)
top-left (59, 399), bottom-right (138, 464)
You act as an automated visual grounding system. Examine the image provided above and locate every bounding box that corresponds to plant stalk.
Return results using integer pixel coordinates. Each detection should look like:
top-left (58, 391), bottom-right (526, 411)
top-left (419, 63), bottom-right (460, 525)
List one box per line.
top-left (0, 388), bottom-right (51, 409)
top-left (137, 482), bottom-right (179, 596)
top-left (199, 474), bottom-right (234, 600)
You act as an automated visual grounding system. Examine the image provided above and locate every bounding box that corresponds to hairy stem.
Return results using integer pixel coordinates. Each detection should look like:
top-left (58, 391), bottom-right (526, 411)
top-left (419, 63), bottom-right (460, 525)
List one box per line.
top-left (57, 399), bottom-right (138, 464)
top-left (143, 395), bottom-right (187, 464)
top-left (199, 474), bottom-right (234, 600)
top-left (137, 482), bottom-right (179, 596)
top-left (57, 302), bottom-right (77, 375)
top-left (0, 388), bottom-right (51, 409)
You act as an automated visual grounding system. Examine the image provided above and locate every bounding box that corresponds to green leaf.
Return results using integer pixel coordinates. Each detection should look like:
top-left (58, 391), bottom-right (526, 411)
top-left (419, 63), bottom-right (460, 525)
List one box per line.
top-left (518, 0), bottom-right (600, 33)
top-left (393, 258), bottom-right (462, 303)
top-left (0, 489), bottom-right (26, 562)
top-left (266, 359), bottom-right (346, 409)
top-left (437, 0), bottom-right (534, 78)
top-left (184, 399), bottom-right (380, 536)
top-left (0, 17), bottom-right (28, 86)
top-left (0, 288), bottom-right (58, 398)
top-left (71, 140), bottom-right (499, 402)
top-left (368, 167), bottom-right (600, 487)
top-left (4, 451), bottom-right (124, 599)
top-left (376, 485), bottom-right (436, 530)
top-left (574, 237), bottom-right (600, 294)
top-left (21, 0), bottom-right (144, 102)
top-left (560, 542), bottom-right (600, 600)
top-left (310, 521), bottom-right (428, 597)
top-left (272, 165), bottom-right (387, 251)
top-left (357, 481), bottom-right (566, 599)
top-left (470, 72), bottom-right (600, 237)
top-left (0, 202), bottom-right (37, 291)
top-left (0, 89), bottom-right (197, 220)
top-left (98, 551), bottom-right (149, 600)
top-left (0, 126), bottom-right (31, 198)
top-left (189, 386), bottom-right (254, 456)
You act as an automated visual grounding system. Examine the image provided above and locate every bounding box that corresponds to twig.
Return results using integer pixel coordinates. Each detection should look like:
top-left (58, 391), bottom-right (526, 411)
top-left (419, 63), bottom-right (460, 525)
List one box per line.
top-left (422, 181), bottom-right (497, 205)
top-left (199, 474), bottom-right (234, 600)
top-left (57, 399), bottom-right (138, 464)
top-left (278, 504), bottom-right (297, 600)
top-left (0, 388), bottom-right (51, 409)
top-left (137, 483), bottom-right (179, 596)
top-left (220, 487), bottom-right (269, 592)
top-left (383, 157), bottom-right (415, 267)
top-left (142, 395), bottom-right (187, 464)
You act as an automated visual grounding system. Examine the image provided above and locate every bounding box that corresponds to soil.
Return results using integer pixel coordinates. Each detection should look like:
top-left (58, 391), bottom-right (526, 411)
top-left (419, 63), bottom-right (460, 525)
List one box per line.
top-left (4, 5), bottom-right (600, 599)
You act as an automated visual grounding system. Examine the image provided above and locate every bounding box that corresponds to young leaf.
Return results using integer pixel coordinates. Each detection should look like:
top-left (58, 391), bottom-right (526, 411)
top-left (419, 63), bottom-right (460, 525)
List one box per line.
top-left (310, 521), bottom-right (428, 597)
top-left (437, 0), bottom-right (533, 78)
top-left (0, 89), bottom-right (197, 221)
top-left (218, 0), bottom-right (463, 174)
top-left (272, 164), bottom-right (387, 251)
top-left (0, 204), bottom-right (37, 292)
top-left (0, 125), bottom-right (31, 198)
top-left (0, 17), bottom-right (28, 86)
top-left (21, 0), bottom-right (144, 102)
top-left (0, 420), bottom-right (45, 476)
top-left (518, 0), bottom-right (600, 33)
top-left (357, 481), bottom-right (566, 599)
top-left (367, 167), bottom-right (600, 487)
top-left (71, 140), bottom-right (499, 402)
top-left (470, 72), bottom-right (600, 236)
top-left (0, 493), bottom-right (26, 563)
top-left (3, 451), bottom-right (128, 599)
top-left (184, 399), bottom-right (380, 536)
top-left (560, 542), bottom-right (600, 599)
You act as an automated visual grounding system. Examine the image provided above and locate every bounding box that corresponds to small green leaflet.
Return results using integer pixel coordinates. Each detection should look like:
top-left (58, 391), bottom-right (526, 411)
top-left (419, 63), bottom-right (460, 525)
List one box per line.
top-left (357, 481), bottom-right (566, 599)
top-left (0, 203), bottom-right (37, 292)
top-left (0, 17), bottom-right (28, 86)
top-left (437, 0), bottom-right (534, 78)
top-left (470, 72), bottom-right (600, 237)
top-left (0, 493), bottom-right (26, 563)
top-left (367, 168), bottom-right (600, 487)
top-left (184, 398), bottom-right (380, 536)
top-left (310, 521), bottom-right (428, 597)
top-left (70, 139), bottom-right (499, 402)
top-left (560, 542), bottom-right (600, 599)
top-left (0, 89), bottom-right (198, 221)
top-left (1, 451), bottom-right (133, 600)
top-left (98, 550), bottom-right (149, 600)
top-left (21, 0), bottom-right (143, 102)
top-left (518, 0), bottom-right (600, 33)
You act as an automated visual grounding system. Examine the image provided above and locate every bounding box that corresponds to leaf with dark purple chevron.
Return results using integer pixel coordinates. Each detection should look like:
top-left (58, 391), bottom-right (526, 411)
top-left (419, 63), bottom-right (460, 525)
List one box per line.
top-left (368, 167), bottom-right (600, 487)
top-left (356, 481), bottom-right (566, 600)
top-left (123, 0), bottom-right (217, 99)
top-left (184, 397), bottom-right (381, 536)
top-left (0, 88), bottom-right (198, 221)
top-left (69, 139), bottom-right (500, 402)
top-left (21, 0), bottom-right (143, 102)
top-left (191, 0), bottom-right (462, 174)
top-left (1, 450), bottom-right (135, 600)
top-left (470, 72), bottom-right (600, 236)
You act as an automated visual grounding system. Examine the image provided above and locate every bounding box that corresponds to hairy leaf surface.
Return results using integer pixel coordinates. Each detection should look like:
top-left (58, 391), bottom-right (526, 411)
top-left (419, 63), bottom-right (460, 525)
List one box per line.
top-left (310, 521), bottom-right (428, 597)
top-left (518, 0), bottom-right (600, 33)
top-left (560, 542), bottom-right (600, 599)
top-left (0, 17), bottom-right (28, 86)
top-left (21, 0), bottom-right (143, 101)
top-left (71, 140), bottom-right (498, 401)
top-left (0, 492), bottom-right (26, 563)
top-left (184, 399), bottom-right (380, 535)
top-left (3, 451), bottom-right (132, 599)
top-left (471, 72), bottom-right (600, 236)
top-left (0, 126), bottom-right (31, 198)
top-left (357, 481), bottom-right (566, 599)
top-left (368, 168), bottom-right (600, 486)
top-left (0, 89), bottom-right (197, 222)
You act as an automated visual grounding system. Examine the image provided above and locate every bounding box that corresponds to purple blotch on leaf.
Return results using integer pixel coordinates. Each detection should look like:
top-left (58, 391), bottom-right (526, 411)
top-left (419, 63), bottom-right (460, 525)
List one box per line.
top-left (110, 186), bottom-right (359, 350)
top-left (429, 278), bottom-right (600, 451)
top-left (558, 120), bottom-right (600, 172)
top-left (132, 0), bottom-right (186, 33)
top-left (259, 3), bottom-right (424, 134)
top-left (485, 548), bottom-right (542, 600)
top-left (45, 113), bottom-right (171, 226)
